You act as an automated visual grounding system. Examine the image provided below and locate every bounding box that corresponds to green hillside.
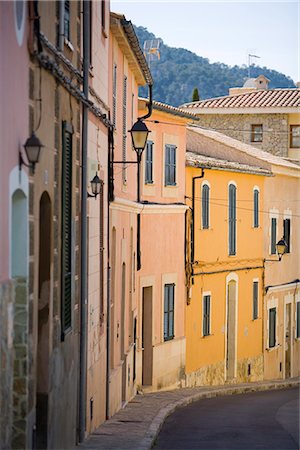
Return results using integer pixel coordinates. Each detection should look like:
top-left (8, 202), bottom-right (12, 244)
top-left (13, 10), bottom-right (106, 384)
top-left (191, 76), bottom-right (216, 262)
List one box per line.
top-left (135, 26), bottom-right (295, 107)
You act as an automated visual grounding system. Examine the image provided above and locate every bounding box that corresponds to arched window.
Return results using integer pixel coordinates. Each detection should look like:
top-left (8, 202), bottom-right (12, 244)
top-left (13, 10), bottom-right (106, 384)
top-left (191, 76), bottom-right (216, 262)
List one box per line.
top-left (253, 188), bottom-right (259, 228)
top-left (202, 184), bottom-right (210, 229)
top-left (228, 184), bottom-right (236, 255)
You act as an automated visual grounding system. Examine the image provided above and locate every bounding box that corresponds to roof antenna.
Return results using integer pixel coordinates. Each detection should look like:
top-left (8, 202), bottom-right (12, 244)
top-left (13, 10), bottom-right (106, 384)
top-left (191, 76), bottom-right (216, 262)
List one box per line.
top-left (143, 38), bottom-right (162, 70)
top-left (248, 54), bottom-right (260, 78)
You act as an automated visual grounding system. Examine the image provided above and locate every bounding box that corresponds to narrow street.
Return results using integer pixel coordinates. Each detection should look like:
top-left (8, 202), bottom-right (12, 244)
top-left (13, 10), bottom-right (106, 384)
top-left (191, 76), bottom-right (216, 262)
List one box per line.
top-left (154, 387), bottom-right (299, 450)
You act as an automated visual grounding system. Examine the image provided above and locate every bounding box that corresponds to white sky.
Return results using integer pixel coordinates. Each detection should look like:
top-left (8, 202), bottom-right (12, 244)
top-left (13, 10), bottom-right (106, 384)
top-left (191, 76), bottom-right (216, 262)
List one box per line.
top-left (111, 0), bottom-right (300, 83)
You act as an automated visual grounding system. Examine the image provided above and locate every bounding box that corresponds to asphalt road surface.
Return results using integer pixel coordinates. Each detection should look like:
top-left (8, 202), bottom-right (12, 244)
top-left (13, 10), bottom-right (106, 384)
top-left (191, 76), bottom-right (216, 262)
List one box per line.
top-left (153, 387), bottom-right (299, 450)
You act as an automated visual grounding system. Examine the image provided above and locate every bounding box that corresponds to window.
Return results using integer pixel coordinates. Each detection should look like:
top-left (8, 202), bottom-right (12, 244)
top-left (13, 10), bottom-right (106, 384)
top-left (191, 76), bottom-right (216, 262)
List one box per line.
top-left (283, 218), bottom-right (290, 253)
top-left (253, 189), bottom-right (259, 228)
top-left (165, 145), bottom-right (176, 186)
top-left (228, 184), bottom-right (236, 255)
top-left (269, 307), bottom-right (276, 348)
top-left (61, 122), bottom-right (73, 334)
top-left (296, 302), bottom-right (300, 339)
top-left (112, 64), bottom-right (117, 128)
top-left (122, 76), bottom-right (127, 183)
top-left (202, 184), bottom-right (210, 229)
top-left (290, 125), bottom-right (300, 148)
top-left (101, 0), bottom-right (106, 30)
top-left (64, 0), bottom-right (70, 41)
top-left (164, 284), bottom-right (175, 341)
top-left (252, 281), bottom-right (258, 320)
top-left (203, 295), bottom-right (211, 336)
top-left (251, 124), bottom-right (263, 143)
top-left (271, 218), bottom-right (277, 254)
top-left (145, 141), bottom-right (153, 184)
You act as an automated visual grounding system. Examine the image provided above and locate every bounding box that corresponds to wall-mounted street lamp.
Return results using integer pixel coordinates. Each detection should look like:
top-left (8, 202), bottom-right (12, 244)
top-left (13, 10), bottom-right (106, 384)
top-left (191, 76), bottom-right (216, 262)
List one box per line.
top-left (19, 132), bottom-right (44, 174)
top-left (265, 238), bottom-right (288, 262)
top-left (87, 173), bottom-right (102, 199)
top-left (128, 119), bottom-right (150, 203)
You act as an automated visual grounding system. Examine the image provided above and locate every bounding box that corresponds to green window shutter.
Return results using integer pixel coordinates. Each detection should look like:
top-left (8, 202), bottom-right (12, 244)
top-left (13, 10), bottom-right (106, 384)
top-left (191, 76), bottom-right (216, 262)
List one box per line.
top-left (202, 185), bottom-right (209, 229)
top-left (164, 283), bottom-right (175, 341)
top-left (283, 219), bottom-right (290, 253)
top-left (229, 184), bottom-right (236, 255)
top-left (253, 281), bottom-right (258, 320)
top-left (271, 218), bottom-right (277, 254)
top-left (269, 308), bottom-right (276, 348)
top-left (61, 122), bottom-right (73, 335)
top-left (254, 189), bottom-right (259, 228)
top-left (145, 141), bottom-right (153, 184)
top-left (203, 295), bottom-right (210, 336)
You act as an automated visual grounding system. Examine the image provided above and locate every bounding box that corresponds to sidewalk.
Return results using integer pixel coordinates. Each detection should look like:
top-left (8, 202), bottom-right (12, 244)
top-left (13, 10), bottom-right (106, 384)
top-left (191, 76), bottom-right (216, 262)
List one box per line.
top-left (76, 378), bottom-right (299, 450)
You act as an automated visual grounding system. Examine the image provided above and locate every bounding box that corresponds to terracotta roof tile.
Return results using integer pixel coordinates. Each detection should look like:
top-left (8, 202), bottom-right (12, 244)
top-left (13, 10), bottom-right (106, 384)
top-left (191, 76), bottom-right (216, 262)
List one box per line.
top-left (182, 89), bottom-right (300, 109)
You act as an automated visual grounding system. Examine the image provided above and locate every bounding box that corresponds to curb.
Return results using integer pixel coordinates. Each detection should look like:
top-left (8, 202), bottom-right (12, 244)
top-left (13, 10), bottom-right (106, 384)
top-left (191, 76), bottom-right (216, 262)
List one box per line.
top-left (138, 379), bottom-right (299, 450)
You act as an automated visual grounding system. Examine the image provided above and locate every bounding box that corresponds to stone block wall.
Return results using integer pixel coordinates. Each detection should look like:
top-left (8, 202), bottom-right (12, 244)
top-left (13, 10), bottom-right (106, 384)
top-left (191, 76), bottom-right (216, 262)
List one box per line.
top-left (197, 113), bottom-right (289, 157)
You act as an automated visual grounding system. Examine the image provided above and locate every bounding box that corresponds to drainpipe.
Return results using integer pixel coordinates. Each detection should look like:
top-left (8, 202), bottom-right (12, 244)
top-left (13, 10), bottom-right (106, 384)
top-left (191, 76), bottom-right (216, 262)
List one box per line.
top-left (139, 84), bottom-right (153, 120)
top-left (191, 170), bottom-right (204, 266)
top-left (79, 0), bottom-right (90, 442)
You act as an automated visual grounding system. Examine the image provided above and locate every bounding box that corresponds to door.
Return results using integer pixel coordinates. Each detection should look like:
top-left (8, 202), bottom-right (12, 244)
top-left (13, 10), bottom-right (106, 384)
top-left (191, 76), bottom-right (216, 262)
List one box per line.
top-left (285, 303), bottom-right (292, 378)
top-left (36, 192), bottom-right (51, 449)
top-left (226, 280), bottom-right (237, 380)
top-left (142, 287), bottom-right (153, 386)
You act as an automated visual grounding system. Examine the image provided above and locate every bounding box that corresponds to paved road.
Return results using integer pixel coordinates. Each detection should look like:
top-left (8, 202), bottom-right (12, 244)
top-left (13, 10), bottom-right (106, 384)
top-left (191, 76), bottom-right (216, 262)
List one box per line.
top-left (153, 387), bottom-right (299, 450)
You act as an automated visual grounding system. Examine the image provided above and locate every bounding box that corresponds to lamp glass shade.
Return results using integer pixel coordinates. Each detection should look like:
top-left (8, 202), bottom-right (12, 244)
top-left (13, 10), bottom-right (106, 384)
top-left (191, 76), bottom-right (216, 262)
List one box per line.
top-left (24, 132), bottom-right (43, 164)
top-left (129, 119), bottom-right (150, 152)
top-left (276, 239), bottom-right (287, 257)
top-left (91, 173), bottom-right (101, 195)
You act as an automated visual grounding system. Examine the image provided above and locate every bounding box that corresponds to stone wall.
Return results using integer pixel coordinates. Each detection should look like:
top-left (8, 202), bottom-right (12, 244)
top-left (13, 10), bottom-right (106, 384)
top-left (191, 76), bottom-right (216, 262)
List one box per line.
top-left (236, 354), bottom-right (264, 383)
top-left (197, 113), bottom-right (289, 157)
top-left (185, 361), bottom-right (225, 388)
top-left (0, 280), bottom-right (14, 449)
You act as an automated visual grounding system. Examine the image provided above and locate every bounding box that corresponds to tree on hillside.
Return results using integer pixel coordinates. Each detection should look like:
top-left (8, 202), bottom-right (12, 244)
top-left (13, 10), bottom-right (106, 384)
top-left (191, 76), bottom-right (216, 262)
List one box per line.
top-left (192, 88), bottom-right (200, 101)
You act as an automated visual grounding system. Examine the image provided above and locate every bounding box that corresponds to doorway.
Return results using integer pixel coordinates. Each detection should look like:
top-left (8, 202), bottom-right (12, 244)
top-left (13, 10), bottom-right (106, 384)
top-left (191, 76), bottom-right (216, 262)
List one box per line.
top-left (226, 280), bottom-right (237, 380)
top-left (142, 287), bottom-right (153, 386)
top-left (285, 303), bottom-right (292, 378)
top-left (36, 192), bottom-right (51, 449)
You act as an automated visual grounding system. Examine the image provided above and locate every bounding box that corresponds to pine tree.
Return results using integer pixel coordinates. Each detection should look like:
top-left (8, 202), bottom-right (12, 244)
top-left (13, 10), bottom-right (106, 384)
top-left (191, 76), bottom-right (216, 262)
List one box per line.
top-left (192, 88), bottom-right (200, 102)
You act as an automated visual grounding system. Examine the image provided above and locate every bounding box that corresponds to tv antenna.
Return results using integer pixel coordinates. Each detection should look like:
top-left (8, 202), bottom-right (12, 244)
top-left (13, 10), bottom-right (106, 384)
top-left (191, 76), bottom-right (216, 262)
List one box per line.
top-left (143, 38), bottom-right (162, 70)
top-left (248, 54), bottom-right (260, 78)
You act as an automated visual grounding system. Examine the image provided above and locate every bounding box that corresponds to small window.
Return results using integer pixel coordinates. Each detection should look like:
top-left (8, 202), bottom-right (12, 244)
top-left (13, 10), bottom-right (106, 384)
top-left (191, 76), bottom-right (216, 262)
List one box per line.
top-left (253, 281), bottom-right (258, 320)
top-left (271, 218), bottom-right (277, 254)
top-left (296, 302), bottom-right (300, 339)
top-left (228, 184), bottom-right (236, 255)
top-left (64, 0), bottom-right (70, 41)
top-left (165, 145), bottom-right (176, 186)
top-left (253, 189), bottom-right (259, 228)
top-left (202, 184), bottom-right (210, 229)
top-left (203, 295), bottom-right (211, 336)
top-left (290, 125), bottom-right (300, 148)
top-left (251, 124), bottom-right (263, 143)
top-left (269, 307), bottom-right (276, 348)
top-left (283, 218), bottom-right (290, 253)
top-left (164, 284), bottom-right (175, 341)
top-left (145, 141), bottom-right (153, 184)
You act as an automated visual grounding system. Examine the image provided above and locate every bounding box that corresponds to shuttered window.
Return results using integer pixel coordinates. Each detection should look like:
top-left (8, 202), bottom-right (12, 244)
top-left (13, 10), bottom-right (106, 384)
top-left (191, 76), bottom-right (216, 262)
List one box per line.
top-left (99, 181), bottom-right (104, 323)
top-left (269, 307), bottom-right (276, 348)
top-left (253, 189), bottom-right (259, 228)
top-left (228, 184), bottom-right (236, 255)
top-left (271, 218), bottom-right (277, 254)
top-left (164, 284), bottom-right (175, 341)
top-left (296, 302), bottom-right (300, 339)
top-left (112, 64), bottom-right (117, 128)
top-left (251, 124), bottom-right (263, 143)
top-left (283, 218), bottom-right (290, 253)
top-left (202, 184), bottom-right (209, 229)
top-left (165, 145), bottom-right (176, 186)
top-left (145, 141), bottom-right (153, 184)
top-left (61, 122), bottom-right (73, 334)
top-left (203, 295), bottom-right (211, 336)
top-left (64, 0), bottom-right (70, 41)
top-left (253, 281), bottom-right (258, 320)
top-left (122, 75), bottom-right (127, 183)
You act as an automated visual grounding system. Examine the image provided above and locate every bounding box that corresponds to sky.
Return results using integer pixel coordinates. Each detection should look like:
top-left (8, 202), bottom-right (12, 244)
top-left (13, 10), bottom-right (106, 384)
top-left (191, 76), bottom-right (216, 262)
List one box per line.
top-left (111, 0), bottom-right (299, 83)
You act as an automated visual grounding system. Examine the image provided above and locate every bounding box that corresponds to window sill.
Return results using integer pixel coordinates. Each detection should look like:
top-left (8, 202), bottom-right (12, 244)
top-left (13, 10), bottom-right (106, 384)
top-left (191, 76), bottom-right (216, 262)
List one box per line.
top-left (266, 344), bottom-right (280, 352)
top-left (64, 38), bottom-right (74, 52)
top-left (164, 336), bottom-right (174, 342)
top-left (202, 334), bottom-right (213, 338)
top-left (145, 181), bottom-right (154, 185)
top-left (164, 184), bottom-right (177, 188)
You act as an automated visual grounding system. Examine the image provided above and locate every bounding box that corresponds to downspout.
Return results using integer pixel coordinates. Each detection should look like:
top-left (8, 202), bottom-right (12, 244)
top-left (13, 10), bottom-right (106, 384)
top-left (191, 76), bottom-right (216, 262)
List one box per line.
top-left (79, 0), bottom-right (90, 442)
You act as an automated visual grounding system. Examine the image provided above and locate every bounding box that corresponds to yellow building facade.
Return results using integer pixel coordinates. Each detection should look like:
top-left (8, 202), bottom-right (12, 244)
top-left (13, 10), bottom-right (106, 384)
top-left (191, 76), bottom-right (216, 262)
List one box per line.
top-left (185, 127), bottom-right (273, 386)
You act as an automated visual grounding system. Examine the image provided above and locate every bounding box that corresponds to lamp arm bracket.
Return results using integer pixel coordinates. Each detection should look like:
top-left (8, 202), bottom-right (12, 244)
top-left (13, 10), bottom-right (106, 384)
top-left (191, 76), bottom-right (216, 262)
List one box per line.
top-left (19, 151), bottom-right (32, 171)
